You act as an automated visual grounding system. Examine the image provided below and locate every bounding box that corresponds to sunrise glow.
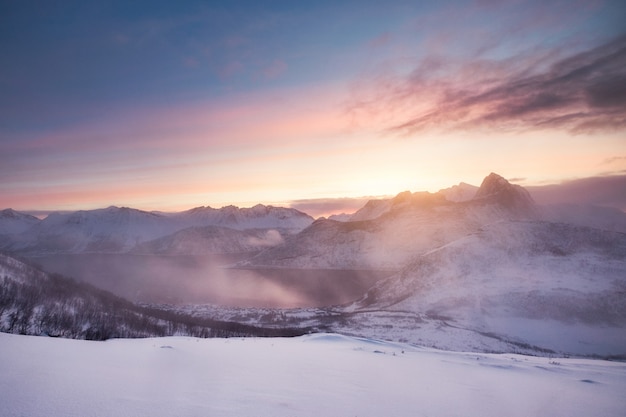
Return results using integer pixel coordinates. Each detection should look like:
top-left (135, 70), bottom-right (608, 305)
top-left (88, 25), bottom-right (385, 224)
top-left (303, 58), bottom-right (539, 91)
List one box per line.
top-left (1, 1), bottom-right (625, 216)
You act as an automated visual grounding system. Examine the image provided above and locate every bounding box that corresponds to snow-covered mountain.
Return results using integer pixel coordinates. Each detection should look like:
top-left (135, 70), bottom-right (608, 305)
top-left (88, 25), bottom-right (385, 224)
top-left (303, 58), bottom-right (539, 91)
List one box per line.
top-left (472, 172), bottom-right (537, 216)
top-left (0, 204), bottom-right (313, 255)
top-left (348, 197), bottom-right (394, 221)
top-left (224, 172), bottom-right (626, 355)
top-left (169, 204), bottom-right (313, 231)
top-left (4, 206), bottom-right (181, 254)
top-left (0, 209), bottom-right (40, 235)
top-left (327, 213), bottom-right (352, 222)
top-left (245, 173), bottom-right (539, 269)
top-left (1, 172), bottom-right (624, 357)
top-left (339, 220), bottom-right (626, 356)
top-left (350, 181), bottom-right (479, 221)
top-left (438, 181), bottom-right (478, 202)
top-left (133, 226), bottom-right (284, 255)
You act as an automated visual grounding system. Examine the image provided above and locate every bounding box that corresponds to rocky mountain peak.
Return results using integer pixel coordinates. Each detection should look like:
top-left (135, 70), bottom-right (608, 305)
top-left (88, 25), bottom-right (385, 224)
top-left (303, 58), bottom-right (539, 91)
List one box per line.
top-left (474, 172), bottom-right (535, 213)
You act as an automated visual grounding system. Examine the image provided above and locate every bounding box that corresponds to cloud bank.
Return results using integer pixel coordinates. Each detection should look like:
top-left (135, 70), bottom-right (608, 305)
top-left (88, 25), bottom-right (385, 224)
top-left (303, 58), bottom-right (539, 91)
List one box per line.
top-left (527, 174), bottom-right (626, 211)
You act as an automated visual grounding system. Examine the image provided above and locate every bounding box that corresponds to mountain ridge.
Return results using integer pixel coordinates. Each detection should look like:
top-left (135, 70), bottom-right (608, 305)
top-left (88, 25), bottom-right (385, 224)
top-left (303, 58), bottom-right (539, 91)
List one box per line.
top-left (0, 204), bottom-right (314, 255)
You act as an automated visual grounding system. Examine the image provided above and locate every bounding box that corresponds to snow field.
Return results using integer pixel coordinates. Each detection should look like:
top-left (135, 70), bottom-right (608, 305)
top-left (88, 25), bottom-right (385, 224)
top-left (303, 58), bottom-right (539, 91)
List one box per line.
top-left (1, 332), bottom-right (625, 417)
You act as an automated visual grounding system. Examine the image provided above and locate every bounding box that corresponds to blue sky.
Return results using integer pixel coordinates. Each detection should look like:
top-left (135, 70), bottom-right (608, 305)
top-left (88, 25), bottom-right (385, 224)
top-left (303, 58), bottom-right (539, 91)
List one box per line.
top-left (1, 0), bottom-right (625, 214)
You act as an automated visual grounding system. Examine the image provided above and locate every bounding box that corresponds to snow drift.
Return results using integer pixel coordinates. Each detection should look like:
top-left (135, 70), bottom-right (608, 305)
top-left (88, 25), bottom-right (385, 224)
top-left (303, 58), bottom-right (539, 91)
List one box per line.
top-left (1, 332), bottom-right (625, 417)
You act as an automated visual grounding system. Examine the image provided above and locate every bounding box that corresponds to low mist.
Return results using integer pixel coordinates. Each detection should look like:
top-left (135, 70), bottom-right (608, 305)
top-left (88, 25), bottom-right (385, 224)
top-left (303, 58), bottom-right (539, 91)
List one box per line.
top-left (27, 254), bottom-right (393, 308)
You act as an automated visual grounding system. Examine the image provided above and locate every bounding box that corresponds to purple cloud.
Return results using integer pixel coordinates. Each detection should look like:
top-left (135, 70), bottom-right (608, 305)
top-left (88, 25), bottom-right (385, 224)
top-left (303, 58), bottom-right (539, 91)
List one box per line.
top-left (349, 32), bottom-right (626, 136)
top-left (527, 174), bottom-right (626, 210)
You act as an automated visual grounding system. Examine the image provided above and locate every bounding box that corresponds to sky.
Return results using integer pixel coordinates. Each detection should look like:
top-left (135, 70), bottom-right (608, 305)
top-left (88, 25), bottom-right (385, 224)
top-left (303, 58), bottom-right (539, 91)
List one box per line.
top-left (1, 0), bottom-right (625, 217)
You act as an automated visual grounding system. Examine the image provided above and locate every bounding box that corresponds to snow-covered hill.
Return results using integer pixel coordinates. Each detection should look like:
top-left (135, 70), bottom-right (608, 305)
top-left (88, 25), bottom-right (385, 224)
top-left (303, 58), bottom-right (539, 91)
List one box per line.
top-left (1, 332), bottom-right (624, 417)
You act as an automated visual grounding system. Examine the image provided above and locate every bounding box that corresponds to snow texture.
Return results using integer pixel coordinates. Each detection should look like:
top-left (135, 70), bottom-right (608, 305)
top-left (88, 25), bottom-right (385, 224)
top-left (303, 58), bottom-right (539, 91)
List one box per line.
top-left (1, 332), bottom-right (625, 417)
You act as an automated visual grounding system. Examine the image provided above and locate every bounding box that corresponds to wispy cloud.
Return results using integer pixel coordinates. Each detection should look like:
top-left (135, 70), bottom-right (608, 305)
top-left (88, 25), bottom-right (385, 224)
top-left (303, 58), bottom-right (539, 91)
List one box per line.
top-left (348, 33), bottom-right (626, 136)
top-left (600, 156), bottom-right (626, 166)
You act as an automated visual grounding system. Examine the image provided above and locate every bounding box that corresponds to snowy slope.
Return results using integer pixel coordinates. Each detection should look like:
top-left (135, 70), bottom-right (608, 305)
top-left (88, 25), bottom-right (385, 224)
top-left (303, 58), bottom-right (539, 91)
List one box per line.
top-left (342, 220), bottom-right (626, 356)
top-left (349, 197), bottom-right (394, 221)
top-left (0, 252), bottom-right (181, 339)
top-left (133, 226), bottom-right (284, 255)
top-left (1, 332), bottom-right (625, 417)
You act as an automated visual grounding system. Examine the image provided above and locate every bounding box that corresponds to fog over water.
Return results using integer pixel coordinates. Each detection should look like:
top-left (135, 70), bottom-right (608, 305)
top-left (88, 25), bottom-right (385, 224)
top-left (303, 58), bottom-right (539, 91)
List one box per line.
top-left (28, 254), bottom-right (393, 308)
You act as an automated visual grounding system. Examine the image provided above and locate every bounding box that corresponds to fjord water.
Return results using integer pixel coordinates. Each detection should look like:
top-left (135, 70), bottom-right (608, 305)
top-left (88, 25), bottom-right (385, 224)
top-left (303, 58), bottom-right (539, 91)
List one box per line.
top-left (27, 254), bottom-right (393, 308)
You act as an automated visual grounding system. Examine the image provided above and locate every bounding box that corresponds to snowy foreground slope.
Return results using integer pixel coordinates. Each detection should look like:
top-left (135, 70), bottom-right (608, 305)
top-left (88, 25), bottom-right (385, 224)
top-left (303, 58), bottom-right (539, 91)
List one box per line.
top-left (1, 333), bottom-right (625, 417)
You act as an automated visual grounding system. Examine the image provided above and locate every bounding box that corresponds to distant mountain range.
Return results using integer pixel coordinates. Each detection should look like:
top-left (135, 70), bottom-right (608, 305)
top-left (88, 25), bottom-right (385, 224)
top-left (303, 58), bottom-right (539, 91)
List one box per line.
top-left (1, 174), bottom-right (624, 256)
top-left (237, 172), bottom-right (625, 355)
top-left (0, 204), bottom-right (314, 255)
top-left (242, 172), bottom-right (624, 269)
top-left (1, 172), bottom-right (625, 356)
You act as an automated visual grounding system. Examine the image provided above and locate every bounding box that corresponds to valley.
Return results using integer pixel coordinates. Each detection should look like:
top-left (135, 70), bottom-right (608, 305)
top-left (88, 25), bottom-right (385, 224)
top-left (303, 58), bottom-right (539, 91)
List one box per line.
top-left (25, 253), bottom-right (393, 307)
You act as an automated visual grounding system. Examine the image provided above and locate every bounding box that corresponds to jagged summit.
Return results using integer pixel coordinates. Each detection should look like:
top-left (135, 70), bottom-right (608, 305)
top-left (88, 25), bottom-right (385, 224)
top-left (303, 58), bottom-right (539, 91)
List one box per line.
top-left (177, 204), bottom-right (314, 230)
top-left (475, 173), bottom-right (510, 197)
top-left (438, 182), bottom-right (478, 202)
top-left (473, 172), bottom-right (535, 213)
